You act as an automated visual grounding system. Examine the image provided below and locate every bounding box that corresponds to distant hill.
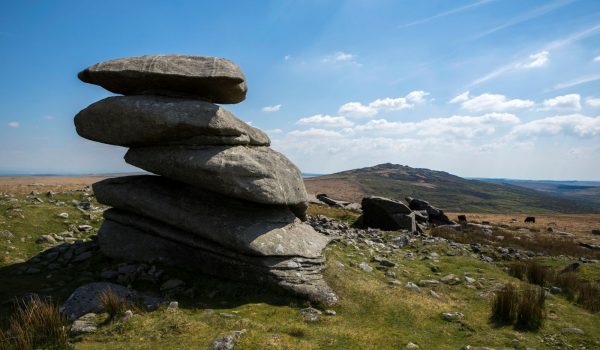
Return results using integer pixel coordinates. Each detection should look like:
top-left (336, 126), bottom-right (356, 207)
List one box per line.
top-left (476, 178), bottom-right (600, 205)
top-left (304, 163), bottom-right (600, 213)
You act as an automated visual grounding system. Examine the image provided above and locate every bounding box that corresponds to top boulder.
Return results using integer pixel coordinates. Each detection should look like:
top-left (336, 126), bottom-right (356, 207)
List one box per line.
top-left (78, 55), bottom-right (247, 104)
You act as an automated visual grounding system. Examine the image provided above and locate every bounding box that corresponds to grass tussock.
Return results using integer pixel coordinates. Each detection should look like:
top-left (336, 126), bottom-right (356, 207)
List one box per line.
top-left (525, 261), bottom-right (550, 287)
top-left (508, 262), bottom-right (526, 280)
top-left (0, 296), bottom-right (70, 350)
top-left (491, 283), bottom-right (518, 324)
top-left (491, 283), bottom-right (545, 331)
top-left (575, 282), bottom-right (600, 312)
top-left (99, 288), bottom-right (128, 320)
top-left (515, 286), bottom-right (545, 331)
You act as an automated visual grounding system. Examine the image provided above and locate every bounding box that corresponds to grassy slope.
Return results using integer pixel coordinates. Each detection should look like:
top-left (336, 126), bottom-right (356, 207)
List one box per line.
top-left (1, 195), bottom-right (599, 349)
top-left (314, 164), bottom-right (600, 213)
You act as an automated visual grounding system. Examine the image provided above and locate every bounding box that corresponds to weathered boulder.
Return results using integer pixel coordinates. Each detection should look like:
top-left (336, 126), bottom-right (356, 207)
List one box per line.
top-left (75, 96), bottom-right (269, 147)
top-left (360, 196), bottom-right (416, 232)
top-left (406, 197), bottom-right (454, 226)
top-left (125, 146), bottom-right (308, 207)
top-left (59, 282), bottom-right (135, 321)
top-left (78, 55), bottom-right (247, 103)
top-left (93, 176), bottom-right (325, 257)
top-left (98, 217), bottom-right (337, 305)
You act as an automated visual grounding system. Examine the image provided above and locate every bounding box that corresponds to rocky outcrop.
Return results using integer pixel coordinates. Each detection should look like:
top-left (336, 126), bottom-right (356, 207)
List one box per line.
top-left (74, 55), bottom-right (336, 305)
top-left (360, 196), bottom-right (416, 232)
top-left (406, 197), bottom-right (454, 226)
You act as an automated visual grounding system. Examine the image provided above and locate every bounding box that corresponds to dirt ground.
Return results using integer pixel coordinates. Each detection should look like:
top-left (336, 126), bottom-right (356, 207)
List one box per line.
top-left (304, 176), bottom-right (365, 203)
top-left (0, 176), bottom-right (111, 193)
top-left (447, 212), bottom-right (600, 243)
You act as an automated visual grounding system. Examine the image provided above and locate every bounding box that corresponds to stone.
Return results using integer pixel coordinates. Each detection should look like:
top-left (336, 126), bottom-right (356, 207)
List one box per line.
top-left (372, 256), bottom-right (396, 267)
top-left (211, 329), bottom-right (246, 350)
top-left (360, 196), bottom-right (416, 232)
top-left (124, 146), bottom-right (307, 207)
top-left (75, 96), bottom-right (269, 147)
top-left (36, 235), bottom-right (56, 244)
top-left (70, 313), bottom-right (98, 336)
top-left (94, 176), bottom-right (325, 257)
top-left (60, 282), bottom-right (135, 321)
top-left (122, 310), bottom-right (134, 322)
top-left (98, 218), bottom-right (337, 306)
top-left (57, 212), bottom-right (69, 219)
top-left (405, 282), bottom-right (421, 293)
top-left (300, 307), bottom-right (322, 322)
top-left (407, 197), bottom-right (453, 226)
top-left (466, 223), bottom-right (493, 236)
top-left (441, 274), bottom-right (461, 285)
top-left (78, 55), bottom-right (247, 104)
top-left (442, 312), bottom-right (464, 321)
top-left (324, 309), bottom-right (337, 316)
top-left (561, 327), bottom-right (584, 335)
top-left (417, 279), bottom-right (440, 287)
top-left (161, 279), bottom-right (184, 291)
top-left (405, 342), bottom-right (420, 349)
top-left (167, 301), bottom-right (179, 311)
top-left (359, 262), bottom-right (373, 272)
top-left (78, 225), bottom-right (93, 232)
top-left (72, 251), bottom-right (93, 262)
top-left (0, 230), bottom-right (14, 239)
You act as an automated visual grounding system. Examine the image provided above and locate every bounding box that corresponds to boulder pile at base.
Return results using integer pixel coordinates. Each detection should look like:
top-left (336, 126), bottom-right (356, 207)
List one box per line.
top-left (74, 55), bottom-right (337, 305)
top-left (358, 196), bottom-right (455, 232)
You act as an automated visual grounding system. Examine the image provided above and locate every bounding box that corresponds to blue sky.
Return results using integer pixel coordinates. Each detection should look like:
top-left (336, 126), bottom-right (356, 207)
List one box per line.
top-left (1, 0), bottom-right (600, 180)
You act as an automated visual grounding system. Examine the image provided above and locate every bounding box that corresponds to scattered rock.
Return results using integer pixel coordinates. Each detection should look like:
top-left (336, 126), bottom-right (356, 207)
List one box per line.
top-left (70, 313), bottom-right (98, 336)
top-left (36, 234), bottom-right (56, 244)
top-left (57, 212), bottom-right (69, 219)
top-left (442, 312), bottom-right (464, 322)
top-left (60, 282), bottom-right (135, 321)
top-left (440, 274), bottom-right (461, 285)
top-left (211, 329), bottom-right (247, 350)
top-left (167, 301), bottom-right (179, 311)
top-left (299, 307), bottom-right (322, 322)
top-left (360, 196), bottom-right (416, 232)
top-left (405, 282), bottom-right (421, 293)
top-left (359, 262), bottom-right (373, 272)
top-left (405, 342), bottom-right (420, 349)
top-left (561, 327), bottom-right (584, 335)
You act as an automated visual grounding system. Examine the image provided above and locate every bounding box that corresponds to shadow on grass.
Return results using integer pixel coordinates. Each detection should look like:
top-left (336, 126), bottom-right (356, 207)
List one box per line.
top-left (0, 239), bottom-right (300, 327)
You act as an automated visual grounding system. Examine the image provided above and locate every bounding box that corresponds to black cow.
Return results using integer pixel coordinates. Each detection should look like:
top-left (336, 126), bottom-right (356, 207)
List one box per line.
top-left (457, 215), bottom-right (467, 222)
top-left (524, 216), bottom-right (536, 223)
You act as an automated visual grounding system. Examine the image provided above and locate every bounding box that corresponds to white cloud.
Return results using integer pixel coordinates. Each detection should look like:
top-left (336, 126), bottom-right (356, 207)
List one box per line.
top-left (262, 104), bottom-right (282, 113)
top-left (43, 115), bottom-right (56, 120)
top-left (287, 128), bottom-right (343, 138)
top-left (586, 97), bottom-right (600, 107)
top-left (450, 91), bottom-right (471, 104)
top-left (296, 114), bottom-right (354, 128)
top-left (338, 102), bottom-right (378, 118)
top-left (266, 128), bottom-right (283, 134)
top-left (455, 92), bottom-right (534, 112)
top-left (284, 55), bottom-right (291, 61)
top-left (511, 114), bottom-right (600, 138)
top-left (338, 90), bottom-right (429, 118)
top-left (7, 121), bottom-right (19, 128)
top-left (519, 51), bottom-right (549, 69)
top-left (593, 55), bottom-right (600, 62)
top-left (322, 51), bottom-right (362, 67)
top-left (541, 94), bottom-right (581, 110)
top-left (353, 113), bottom-right (519, 138)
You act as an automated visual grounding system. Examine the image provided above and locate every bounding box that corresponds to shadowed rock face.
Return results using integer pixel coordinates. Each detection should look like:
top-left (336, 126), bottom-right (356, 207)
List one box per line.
top-left (93, 176), bottom-right (326, 258)
top-left (361, 196), bottom-right (416, 232)
top-left (98, 219), bottom-right (338, 306)
top-left (78, 55), bottom-right (247, 103)
top-left (74, 96), bottom-right (270, 147)
top-left (125, 146), bottom-right (308, 206)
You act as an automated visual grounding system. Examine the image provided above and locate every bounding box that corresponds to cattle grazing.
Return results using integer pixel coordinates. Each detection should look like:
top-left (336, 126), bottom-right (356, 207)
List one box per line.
top-left (524, 216), bottom-right (535, 223)
top-left (457, 215), bottom-right (467, 222)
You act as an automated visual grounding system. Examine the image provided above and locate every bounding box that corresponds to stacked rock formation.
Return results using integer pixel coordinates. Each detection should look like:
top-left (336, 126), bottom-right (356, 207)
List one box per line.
top-left (74, 55), bottom-right (337, 305)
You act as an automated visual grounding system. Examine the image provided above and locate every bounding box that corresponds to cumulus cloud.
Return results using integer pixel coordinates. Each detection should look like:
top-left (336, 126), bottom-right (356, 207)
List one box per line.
top-left (541, 94), bottom-right (581, 110)
top-left (510, 114), bottom-right (600, 138)
top-left (353, 113), bottom-right (520, 138)
top-left (519, 51), bottom-right (549, 69)
top-left (262, 104), bottom-right (282, 112)
top-left (451, 92), bottom-right (534, 112)
top-left (296, 114), bottom-right (354, 128)
top-left (338, 90), bottom-right (429, 118)
top-left (586, 97), bottom-right (600, 107)
top-left (7, 121), bottom-right (19, 128)
top-left (287, 128), bottom-right (343, 138)
top-left (594, 55), bottom-right (600, 62)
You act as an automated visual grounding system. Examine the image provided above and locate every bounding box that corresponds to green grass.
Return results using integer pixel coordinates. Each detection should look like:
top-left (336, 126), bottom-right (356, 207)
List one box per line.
top-left (1, 192), bottom-right (600, 349)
